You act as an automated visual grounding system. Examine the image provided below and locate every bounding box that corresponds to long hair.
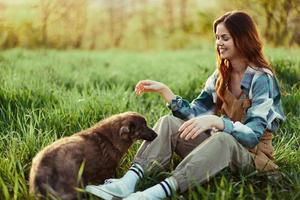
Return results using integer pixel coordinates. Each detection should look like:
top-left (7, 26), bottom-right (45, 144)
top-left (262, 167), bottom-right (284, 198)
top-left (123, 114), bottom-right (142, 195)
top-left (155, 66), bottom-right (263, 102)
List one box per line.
top-left (213, 11), bottom-right (272, 111)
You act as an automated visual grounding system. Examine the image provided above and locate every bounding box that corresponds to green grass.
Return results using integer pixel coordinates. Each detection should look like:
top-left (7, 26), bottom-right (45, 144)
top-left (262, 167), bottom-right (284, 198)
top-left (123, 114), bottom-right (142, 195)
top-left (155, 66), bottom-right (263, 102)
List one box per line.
top-left (0, 47), bottom-right (299, 200)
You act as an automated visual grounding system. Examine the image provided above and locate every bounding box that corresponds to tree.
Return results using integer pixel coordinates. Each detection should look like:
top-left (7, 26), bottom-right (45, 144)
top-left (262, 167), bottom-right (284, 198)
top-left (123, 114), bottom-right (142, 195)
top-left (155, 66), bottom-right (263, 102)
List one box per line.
top-left (231, 0), bottom-right (300, 46)
top-left (164, 0), bottom-right (175, 33)
top-left (104, 0), bottom-right (128, 47)
top-left (39, 0), bottom-right (57, 46)
top-left (179, 0), bottom-right (188, 31)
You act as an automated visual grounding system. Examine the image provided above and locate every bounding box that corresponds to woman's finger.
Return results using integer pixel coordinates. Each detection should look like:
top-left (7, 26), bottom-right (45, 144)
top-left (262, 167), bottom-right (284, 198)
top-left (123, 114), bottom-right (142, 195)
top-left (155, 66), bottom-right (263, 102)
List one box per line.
top-left (135, 82), bottom-right (143, 93)
top-left (135, 85), bottom-right (144, 95)
top-left (180, 121), bottom-right (195, 139)
top-left (178, 119), bottom-right (193, 132)
top-left (191, 128), bottom-right (204, 139)
top-left (135, 80), bottom-right (158, 95)
top-left (143, 85), bottom-right (155, 90)
top-left (135, 81), bottom-right (149, 95)
top-left (185, 126), bottom-right (199, 140)
top-left (135, 80), bottom-right (152, 89)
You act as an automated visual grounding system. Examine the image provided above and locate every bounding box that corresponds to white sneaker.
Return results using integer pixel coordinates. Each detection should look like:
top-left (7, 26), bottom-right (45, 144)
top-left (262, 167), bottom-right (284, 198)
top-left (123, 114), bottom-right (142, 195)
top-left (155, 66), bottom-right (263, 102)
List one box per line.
top-left (85, 179), bottom-right (132, 200)
top-left (123, 192), bottom-right (162, 200)
top-left (103, 178), bottom-right (118, 184)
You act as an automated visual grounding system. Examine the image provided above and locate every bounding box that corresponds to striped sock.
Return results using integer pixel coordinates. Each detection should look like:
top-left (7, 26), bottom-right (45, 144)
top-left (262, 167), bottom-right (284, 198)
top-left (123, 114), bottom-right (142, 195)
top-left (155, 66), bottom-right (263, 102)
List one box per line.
top-left (119, 163), bottom-right (144, 192)
top-left (142, 177), bottom-right (178, 199)
top-left (128, 163), bottom-right (144, 179)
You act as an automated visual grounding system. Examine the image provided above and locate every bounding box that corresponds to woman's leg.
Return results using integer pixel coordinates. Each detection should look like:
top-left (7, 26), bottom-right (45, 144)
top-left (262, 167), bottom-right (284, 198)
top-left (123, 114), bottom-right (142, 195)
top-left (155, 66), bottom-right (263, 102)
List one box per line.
top-left (86, 115), bottom-right (213, 199)
top-left (134, 115), bottom-right (210, 169)
top-left (85, 115), bottom-right (190, 199)
top-left (123, 132), bottom-right (254, 200)
top-left (173, 132), bottom-right (254, 192)
top-left (120, 117), bottom-right (212, 200)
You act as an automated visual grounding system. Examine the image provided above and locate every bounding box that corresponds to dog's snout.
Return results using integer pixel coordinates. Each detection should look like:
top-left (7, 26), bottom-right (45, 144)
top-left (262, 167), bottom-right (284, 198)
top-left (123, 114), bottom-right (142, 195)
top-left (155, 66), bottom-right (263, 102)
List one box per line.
top-left (142, 128), bottom-right (157, 141)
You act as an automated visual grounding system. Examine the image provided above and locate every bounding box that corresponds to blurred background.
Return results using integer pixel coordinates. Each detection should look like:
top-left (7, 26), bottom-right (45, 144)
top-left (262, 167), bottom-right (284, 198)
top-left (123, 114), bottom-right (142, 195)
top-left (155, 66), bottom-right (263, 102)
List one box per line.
top-left (0, 2), bottom-right (299, 200)
top-left (0, 0), bottom-right (299, 50)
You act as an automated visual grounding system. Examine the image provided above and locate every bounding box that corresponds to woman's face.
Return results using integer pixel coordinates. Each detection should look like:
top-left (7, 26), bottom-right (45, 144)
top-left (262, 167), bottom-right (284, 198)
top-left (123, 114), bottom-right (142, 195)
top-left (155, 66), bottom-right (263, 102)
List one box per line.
top-left (215, 23), bottom-right (239, 60)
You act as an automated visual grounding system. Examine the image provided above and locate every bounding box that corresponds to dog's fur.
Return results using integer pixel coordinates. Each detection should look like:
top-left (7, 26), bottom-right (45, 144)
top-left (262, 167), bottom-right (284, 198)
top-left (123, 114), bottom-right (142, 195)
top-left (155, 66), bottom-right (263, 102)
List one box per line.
top-left (29, 112), bottom-right (157, 200)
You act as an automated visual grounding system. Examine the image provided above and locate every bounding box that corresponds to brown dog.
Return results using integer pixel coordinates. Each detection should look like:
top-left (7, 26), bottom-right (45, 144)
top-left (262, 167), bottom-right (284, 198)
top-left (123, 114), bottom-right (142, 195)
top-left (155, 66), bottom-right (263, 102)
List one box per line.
top-left (29, 112), bottom-right (157, 200)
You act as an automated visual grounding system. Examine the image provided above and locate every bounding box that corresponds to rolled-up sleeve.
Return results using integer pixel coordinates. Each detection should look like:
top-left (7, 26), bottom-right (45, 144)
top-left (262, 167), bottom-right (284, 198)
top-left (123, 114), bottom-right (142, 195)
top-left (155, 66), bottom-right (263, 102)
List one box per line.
top-left (222, 74), bottom-right (273, 148)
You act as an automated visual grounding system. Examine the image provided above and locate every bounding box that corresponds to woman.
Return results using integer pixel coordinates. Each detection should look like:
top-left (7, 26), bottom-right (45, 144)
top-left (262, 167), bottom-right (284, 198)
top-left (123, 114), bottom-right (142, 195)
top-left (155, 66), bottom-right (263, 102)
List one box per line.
top-left (86, 11), bottom-right (285, 200)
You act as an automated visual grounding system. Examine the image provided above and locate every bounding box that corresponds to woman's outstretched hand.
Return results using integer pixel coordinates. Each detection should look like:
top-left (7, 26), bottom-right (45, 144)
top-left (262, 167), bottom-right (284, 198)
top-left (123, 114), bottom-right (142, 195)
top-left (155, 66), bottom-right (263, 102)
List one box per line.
top-left (135, 80), bottom-right (176, 103)
top-left (135, 80), bottom-right (167, 95)
top-left (178, 115), bottom-right (224, 140)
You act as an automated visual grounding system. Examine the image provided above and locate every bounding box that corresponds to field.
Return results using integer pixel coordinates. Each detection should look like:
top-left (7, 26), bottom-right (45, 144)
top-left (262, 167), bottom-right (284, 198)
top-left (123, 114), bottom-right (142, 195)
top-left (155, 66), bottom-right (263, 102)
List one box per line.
top-left (0, 47), bottom-right (299, 199)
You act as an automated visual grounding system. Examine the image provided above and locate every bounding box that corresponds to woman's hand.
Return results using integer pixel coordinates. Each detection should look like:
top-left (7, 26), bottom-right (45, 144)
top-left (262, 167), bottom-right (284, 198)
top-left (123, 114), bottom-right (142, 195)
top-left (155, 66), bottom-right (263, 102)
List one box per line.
top-left (178, 115), bottom-right (224, 140)
top-left (135, 80), bottom-right (176, 103)
top-left (135, 80), bottom-right (167, 95)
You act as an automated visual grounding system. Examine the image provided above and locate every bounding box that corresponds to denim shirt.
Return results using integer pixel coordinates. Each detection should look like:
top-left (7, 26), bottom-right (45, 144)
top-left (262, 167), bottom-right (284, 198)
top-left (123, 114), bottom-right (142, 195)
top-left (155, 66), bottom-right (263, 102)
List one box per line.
top-left (167, 66), bottom-right (286, 148)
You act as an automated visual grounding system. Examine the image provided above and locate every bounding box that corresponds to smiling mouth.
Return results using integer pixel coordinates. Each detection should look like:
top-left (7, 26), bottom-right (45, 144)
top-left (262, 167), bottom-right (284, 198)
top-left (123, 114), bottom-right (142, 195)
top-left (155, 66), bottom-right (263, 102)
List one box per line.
top-left (219, 48), bottom-right (226, 54)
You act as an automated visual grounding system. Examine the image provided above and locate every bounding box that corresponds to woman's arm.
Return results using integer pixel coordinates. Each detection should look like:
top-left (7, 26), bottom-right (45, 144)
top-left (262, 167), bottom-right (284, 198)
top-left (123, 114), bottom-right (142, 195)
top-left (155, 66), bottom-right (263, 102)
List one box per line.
top-left (221, 74), bottom-right (276, 148)
top-left (179, 73), bottom-right (285, 149)
top-left (167, 71), bottom-right (218, 120)
top-left (179, 115), bottom-right (224, 140)
top-left (135, 80), bottom-right (176, 103)
top-left (135, 71), bottom-right (218, 120)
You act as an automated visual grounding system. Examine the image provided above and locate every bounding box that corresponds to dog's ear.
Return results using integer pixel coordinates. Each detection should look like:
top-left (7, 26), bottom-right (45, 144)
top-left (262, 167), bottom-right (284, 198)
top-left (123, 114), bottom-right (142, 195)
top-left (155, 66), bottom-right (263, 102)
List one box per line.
top-left (119, 125), bottom-right (130, 139)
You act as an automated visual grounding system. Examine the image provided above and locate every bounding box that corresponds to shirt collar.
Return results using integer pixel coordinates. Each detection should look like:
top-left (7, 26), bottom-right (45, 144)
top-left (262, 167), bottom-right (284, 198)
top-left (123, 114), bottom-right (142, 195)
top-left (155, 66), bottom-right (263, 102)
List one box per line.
top-left (240, 66), bottom-right (273, 90)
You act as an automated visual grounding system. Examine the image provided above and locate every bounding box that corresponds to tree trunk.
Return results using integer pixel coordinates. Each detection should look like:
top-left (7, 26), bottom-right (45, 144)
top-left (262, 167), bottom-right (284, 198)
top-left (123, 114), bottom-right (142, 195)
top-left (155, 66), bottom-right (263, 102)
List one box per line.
top-left (180, 0), bottom-right (188, 31)
top-left (164, 0), bottom-right (175, 33)
top-left (108, 0), bottom-right (115, 47)
top-left (40, 0), bottom-right (51, 46)
top-left (141, 0), bottom-right (150, 48)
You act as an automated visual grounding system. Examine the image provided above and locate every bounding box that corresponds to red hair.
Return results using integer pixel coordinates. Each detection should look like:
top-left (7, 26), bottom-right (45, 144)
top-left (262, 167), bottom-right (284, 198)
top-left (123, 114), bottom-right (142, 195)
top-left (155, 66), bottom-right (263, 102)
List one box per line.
top-left (213, 11), bottom-right (273, 111)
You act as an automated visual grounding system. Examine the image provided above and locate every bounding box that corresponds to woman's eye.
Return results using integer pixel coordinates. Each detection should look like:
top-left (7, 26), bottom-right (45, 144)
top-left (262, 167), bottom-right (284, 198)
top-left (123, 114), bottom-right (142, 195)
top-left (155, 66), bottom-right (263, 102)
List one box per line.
top-left (223, 37), bottom-right (229, 41)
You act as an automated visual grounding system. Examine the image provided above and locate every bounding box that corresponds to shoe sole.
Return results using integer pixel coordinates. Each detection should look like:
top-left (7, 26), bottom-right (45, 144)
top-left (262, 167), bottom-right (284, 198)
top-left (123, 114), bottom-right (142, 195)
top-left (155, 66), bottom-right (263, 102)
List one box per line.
top-left (85, 185), bottom-right (121, 200)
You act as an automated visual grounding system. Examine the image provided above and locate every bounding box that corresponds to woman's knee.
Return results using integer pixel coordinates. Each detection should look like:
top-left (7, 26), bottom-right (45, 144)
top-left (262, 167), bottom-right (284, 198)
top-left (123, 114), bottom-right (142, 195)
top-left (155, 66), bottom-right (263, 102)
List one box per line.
top-left (154, 115), bottom-right (184, 136)
top-left (160, 114), bottom-right (183, 122)
top-left (157, 115), bottom-right (184, 127)
top-left (210, 132), bottom-right (236, 144)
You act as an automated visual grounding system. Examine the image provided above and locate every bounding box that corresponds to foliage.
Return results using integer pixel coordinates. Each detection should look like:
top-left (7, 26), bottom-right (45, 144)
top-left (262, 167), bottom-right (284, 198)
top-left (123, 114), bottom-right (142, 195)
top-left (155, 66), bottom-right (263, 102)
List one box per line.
top-left (0, 47), bottom-right (299, 199)
top-left (0, 0), bottom-right (298, 50)
top-left (227, 0), bottom-right (300, 47)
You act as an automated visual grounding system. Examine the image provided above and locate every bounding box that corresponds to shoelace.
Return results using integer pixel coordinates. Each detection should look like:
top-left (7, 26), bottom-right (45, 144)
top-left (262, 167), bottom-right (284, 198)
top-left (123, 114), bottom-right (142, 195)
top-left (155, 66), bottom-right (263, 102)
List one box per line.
top-left (104, 179), bottom-right (113, 184)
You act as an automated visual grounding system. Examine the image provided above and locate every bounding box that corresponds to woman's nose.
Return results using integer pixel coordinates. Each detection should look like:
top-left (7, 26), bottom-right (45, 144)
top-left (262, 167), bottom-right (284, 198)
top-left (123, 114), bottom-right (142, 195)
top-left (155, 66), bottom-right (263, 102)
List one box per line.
top-left (216, 39), bottom-right (223, 46)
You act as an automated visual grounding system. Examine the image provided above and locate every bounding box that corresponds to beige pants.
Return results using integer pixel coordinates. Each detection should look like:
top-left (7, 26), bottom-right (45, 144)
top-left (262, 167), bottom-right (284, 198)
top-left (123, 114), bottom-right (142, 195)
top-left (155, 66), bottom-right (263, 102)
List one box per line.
top-left (134, 115), bottom-right (254, 192)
